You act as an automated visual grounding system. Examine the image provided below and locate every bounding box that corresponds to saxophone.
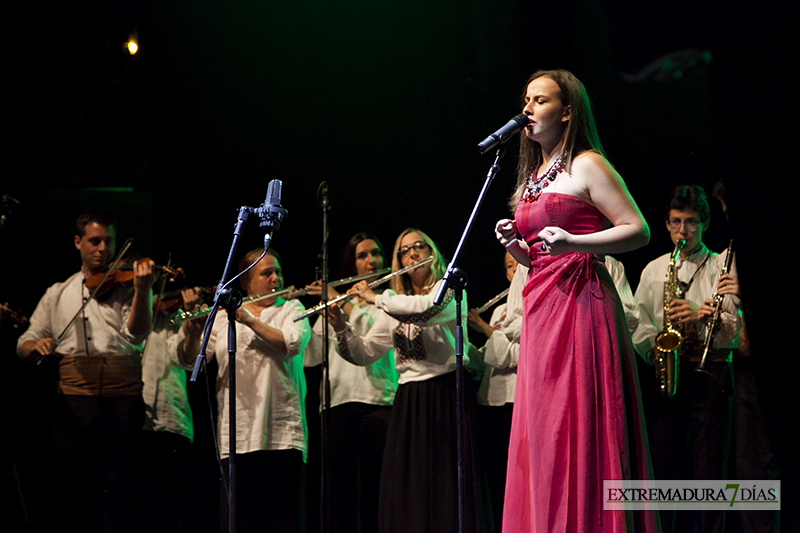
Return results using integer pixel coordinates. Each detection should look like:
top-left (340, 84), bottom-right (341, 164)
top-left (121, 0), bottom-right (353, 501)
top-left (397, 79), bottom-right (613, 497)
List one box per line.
top-left (654, 238), bottom-right (686, 397)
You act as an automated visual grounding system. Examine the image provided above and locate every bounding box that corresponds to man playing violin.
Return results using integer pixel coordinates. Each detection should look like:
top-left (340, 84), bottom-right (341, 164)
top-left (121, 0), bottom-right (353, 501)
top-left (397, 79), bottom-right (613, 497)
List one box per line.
top-left (16, 210), bottom-right (155, 533)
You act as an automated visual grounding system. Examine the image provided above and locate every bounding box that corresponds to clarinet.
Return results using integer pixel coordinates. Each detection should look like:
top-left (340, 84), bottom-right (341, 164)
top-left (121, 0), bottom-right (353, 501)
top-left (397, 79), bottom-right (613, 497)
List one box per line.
top-left (696, 239), bottom-right (734, 374)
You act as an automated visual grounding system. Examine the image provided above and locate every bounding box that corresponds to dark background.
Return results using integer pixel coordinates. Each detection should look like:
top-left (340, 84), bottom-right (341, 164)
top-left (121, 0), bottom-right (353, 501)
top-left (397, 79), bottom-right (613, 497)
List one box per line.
top-left (3, 0), bottom-right (794, 530)
top-left (6, 0), bottom-right (738, 302)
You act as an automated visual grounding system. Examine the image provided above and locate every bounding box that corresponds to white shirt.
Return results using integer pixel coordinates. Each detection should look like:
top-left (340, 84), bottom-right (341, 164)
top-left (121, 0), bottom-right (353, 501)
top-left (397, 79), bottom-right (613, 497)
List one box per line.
top-left (474, 264), bottom-right (527, 406)
top-left (193, 298), bottom-right (311, 459)
top-left (142, 321), bottom-right (193, 441)
top-left (632, 243), bottom-right (741, 362)
top-left (336, 280), bottom-right (468, 384)
top-left (17, 271), bottom-right (144, 358)
top-left (604, 255), bottom-right (639, 335)
top-left (305, 301), bottom-right (398, 408)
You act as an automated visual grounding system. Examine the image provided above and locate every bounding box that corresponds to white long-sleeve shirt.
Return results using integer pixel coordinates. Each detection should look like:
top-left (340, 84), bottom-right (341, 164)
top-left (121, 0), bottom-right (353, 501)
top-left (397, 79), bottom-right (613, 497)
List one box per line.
top-left (474, 264), bottom-right (527, 406)
top-left (17, 271), bottom-right (144, 358)
top-left (335, 281), bottom-right (467, 384)
top-left (305, 301), bottom-right (398, 408)
top-left (142, 322), bottom-right (193, 440)
top-left (186, 298), bottom-right (311, 459)
top-left (632, 243), bottom-right (741, 362)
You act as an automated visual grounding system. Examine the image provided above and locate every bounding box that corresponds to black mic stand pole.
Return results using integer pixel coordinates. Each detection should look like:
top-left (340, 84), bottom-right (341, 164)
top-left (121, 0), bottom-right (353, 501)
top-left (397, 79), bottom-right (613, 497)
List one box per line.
top-left (190, 180), bottom-right (287, 533)
top-left (190, 205), bottom-right (251, 533)
top-left (433, 144), bottom-right (508, 533)
top-left (318, 182), bottom-right (332, 532)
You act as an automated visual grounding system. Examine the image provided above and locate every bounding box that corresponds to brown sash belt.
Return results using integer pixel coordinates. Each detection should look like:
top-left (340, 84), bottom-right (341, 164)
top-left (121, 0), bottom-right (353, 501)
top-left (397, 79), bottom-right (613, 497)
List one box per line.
top-left (57, 354), bottom-right (142, 397)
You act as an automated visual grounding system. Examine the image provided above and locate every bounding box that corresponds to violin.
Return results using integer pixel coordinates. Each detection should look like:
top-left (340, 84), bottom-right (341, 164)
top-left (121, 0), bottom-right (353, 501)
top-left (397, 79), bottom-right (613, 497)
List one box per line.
top-left (1, 302), bottom-right (28, 329)
top-left (153, 286), bottom-right (215, 316)
top-left (85, 258), bottom-right (184, 296)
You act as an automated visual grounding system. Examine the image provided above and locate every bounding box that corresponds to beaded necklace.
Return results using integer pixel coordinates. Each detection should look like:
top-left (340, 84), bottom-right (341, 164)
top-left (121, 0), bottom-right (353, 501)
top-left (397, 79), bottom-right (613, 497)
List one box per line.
top-left (522, 154), bottom-right (564, 202)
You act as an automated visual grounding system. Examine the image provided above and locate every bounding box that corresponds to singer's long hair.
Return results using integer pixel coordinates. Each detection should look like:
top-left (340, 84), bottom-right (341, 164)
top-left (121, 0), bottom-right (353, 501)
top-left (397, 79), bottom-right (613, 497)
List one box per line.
top-left (509, 69), bottom-right (606, 210)
top-left (390, 228), bottom-right (446, 295)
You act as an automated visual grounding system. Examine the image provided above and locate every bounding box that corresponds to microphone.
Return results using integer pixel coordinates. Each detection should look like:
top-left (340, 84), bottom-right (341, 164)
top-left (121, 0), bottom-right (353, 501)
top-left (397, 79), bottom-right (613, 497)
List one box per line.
top-left (254, 179), bottom-right (288, 233)
top-left (477, 113), bottom-right (530, 154)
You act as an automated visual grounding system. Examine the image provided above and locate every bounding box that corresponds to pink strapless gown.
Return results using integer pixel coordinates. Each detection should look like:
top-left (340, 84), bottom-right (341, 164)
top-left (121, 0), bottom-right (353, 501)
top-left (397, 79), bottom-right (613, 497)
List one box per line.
top-left (503, 193), bottom-right (658, 532)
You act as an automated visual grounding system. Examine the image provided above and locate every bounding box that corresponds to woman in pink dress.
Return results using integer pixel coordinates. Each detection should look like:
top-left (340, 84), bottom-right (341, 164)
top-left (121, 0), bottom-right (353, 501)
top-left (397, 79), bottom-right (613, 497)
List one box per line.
top-left (495, 69), bottom-right (659, 532)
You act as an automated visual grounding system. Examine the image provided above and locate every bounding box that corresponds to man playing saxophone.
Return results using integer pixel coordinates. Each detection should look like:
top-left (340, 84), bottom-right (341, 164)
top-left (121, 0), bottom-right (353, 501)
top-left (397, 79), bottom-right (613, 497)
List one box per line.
top-left (632, 185), bottom-right (741, 533)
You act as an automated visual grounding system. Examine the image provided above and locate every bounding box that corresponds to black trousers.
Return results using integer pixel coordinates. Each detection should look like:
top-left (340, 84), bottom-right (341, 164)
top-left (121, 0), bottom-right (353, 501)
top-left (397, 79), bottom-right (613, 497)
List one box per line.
top-left (324, 402), bottom-right (392, 533)
top-left (647, 360), bottom-right (733, 533)
top-left (220, 449), bottom-right (306, 533)
top-left (51, 394), bottom-right (145, 533)
top-left (140, 430), bottom-right (191, 533)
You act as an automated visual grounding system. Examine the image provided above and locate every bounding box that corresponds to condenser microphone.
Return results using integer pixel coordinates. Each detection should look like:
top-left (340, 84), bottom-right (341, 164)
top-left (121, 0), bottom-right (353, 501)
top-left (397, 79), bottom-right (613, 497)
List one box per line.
top-left (254, 179), bottom-right (288, 233)
top-left (476, 113), bottom-right (531, 154)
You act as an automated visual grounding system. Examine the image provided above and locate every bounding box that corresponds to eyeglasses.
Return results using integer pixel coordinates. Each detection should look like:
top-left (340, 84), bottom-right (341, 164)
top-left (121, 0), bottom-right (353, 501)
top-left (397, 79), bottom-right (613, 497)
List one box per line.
top-left (398, 241), bottom-right (429, 259)
top-left (667, 218), bottom-right (701, 231)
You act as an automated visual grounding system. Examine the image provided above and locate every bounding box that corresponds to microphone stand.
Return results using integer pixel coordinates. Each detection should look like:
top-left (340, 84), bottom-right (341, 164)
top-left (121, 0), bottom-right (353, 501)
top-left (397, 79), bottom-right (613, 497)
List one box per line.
top-left (318, 182), bottom-right (332, 532)
top-left (433, 144), bottom-right (508, 533)
top-left (190, 205), bottom-right (249, 533)
top-left (189, 180), bottom-right (287, 533)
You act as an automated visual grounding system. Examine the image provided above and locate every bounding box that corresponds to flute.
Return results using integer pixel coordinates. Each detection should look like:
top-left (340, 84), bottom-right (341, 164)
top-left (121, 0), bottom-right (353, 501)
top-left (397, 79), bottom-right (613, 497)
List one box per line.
top-left (293, 256), bottom-right (434, 322)
top-left (169, 268), bottom-right (391, 326)
top-left (476, 287), bottom-right (510, 314)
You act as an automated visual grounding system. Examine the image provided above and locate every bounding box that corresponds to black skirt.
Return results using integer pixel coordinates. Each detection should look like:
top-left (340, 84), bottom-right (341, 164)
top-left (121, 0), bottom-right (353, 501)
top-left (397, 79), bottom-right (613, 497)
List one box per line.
top-left (378, 371), bottom-right (493, 533)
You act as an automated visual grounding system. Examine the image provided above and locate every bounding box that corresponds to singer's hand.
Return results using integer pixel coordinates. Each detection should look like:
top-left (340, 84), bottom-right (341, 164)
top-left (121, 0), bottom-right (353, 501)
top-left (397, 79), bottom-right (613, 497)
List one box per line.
top-left (496, 219), bottom-right (530, 266)
top-left (495, 219), bottom-right (518, 248)
top-left (537, 226), bottom-right (574, 256)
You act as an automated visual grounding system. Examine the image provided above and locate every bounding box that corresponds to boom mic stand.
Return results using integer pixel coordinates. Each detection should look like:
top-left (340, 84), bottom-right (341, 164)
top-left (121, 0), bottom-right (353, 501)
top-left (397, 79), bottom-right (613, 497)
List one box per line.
top-left (189, 179), bottom-right (287, 533)
top-left (433, 144), bottom-right (508, 533)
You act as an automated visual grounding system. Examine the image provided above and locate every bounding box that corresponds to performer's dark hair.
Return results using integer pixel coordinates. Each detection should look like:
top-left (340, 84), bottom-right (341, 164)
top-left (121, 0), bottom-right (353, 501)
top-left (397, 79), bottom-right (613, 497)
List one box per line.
top-left (666, 185), bottom-right (711, 225)
top-left (76, 210), bottom-right (116, 237)
top-left (340, 232), bottom-right (385, 278)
